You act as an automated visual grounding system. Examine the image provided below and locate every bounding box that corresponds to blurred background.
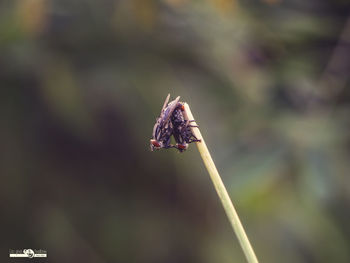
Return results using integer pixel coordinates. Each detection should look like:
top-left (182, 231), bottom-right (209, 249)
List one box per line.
top-left (1, 0), bottom-right (350, 262)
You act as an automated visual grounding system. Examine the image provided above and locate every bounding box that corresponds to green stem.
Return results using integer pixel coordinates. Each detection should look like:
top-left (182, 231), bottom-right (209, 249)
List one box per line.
top-left (183, 103), bottom-right (259, 263)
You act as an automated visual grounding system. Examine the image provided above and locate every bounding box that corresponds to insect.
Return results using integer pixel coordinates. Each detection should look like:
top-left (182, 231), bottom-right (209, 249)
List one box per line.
top-left (170, 102), bottom-right (201, 152)
top-left (150, 94), bottom-right (179, 151)
top-left (150, 94), bottom-right (201, 152)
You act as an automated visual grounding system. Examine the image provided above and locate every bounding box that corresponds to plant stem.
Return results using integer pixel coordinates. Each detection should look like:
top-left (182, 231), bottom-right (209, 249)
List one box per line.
top-left (183, 103), bottom-right (259, 263)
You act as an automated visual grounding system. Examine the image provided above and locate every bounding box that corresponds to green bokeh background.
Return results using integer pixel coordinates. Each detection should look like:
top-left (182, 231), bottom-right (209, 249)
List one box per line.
top-left (1, 0), bottom-right (350, 262)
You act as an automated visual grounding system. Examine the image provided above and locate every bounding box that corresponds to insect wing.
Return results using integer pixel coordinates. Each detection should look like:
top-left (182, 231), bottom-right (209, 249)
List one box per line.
top-left (161, 94), bottom-right (171, 113)
top-left (151, 94), bottom-right (171, 141)
top-left (161, 96), bottom-right (180, 125)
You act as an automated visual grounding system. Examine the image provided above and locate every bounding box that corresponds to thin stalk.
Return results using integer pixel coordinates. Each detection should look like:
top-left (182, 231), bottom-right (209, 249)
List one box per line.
top-left (183, 103), bottom-right (259, 263)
